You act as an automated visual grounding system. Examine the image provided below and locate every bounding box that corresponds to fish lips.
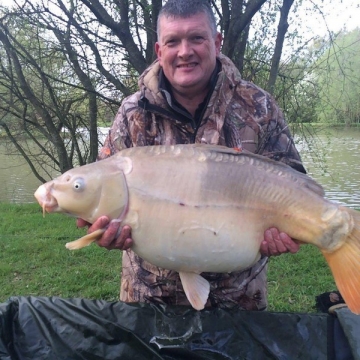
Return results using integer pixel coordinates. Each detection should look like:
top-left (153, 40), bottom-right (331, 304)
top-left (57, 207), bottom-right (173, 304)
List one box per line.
top-left (34, 183), bottom-right (60, 215)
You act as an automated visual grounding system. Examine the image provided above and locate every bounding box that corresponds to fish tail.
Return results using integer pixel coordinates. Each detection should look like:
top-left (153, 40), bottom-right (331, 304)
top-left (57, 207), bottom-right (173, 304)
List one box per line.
top-left (321, 208), bottom-right (360, 314)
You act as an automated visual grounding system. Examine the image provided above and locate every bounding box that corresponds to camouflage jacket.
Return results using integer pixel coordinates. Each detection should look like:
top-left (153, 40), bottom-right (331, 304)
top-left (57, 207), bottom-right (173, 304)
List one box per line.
top-left (99, 53), bottom-right (305, 311)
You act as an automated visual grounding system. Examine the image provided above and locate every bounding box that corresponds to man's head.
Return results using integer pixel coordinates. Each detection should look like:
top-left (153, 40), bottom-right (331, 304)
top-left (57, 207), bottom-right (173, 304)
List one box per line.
top-left (156, 0), bottom-right (217, 40)
top-left (155, 0), bottom-right (222, 101)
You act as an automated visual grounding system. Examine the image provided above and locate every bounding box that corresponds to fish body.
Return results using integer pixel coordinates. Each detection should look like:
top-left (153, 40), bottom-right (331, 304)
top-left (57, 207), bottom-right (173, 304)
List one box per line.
top-left (34, 144), bottom-right (360, 313)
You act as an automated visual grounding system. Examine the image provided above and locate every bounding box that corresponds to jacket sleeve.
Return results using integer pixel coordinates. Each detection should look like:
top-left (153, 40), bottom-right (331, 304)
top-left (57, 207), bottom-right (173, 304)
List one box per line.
top-left (215, 55), bottom-right (305, 173)
top-left (227, 78), bottom-right (306, 174)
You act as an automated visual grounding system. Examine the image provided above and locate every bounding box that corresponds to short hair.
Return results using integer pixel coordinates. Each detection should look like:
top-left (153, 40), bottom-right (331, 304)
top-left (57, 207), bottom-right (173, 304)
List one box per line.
top-left (157, 0), bottom-right (217, 39)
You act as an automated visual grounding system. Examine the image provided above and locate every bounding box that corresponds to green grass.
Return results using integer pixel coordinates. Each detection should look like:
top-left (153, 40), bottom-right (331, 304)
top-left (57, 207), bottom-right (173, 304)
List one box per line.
top-left (267, 247), bottom-right (336, 312)
top-left (0, 203), bottom-right (121, 303)
top-left (0, 202), bottom-right (338, 312)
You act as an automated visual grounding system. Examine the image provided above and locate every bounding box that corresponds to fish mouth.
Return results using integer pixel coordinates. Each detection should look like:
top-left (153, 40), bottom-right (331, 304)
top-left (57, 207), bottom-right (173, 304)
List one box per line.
top-left (34, 184), bottom-right (59, 216)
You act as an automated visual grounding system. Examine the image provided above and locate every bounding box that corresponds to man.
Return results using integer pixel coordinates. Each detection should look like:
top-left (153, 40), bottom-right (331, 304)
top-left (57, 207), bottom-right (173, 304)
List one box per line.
top-left (78, 0), bottom-right (302, 310)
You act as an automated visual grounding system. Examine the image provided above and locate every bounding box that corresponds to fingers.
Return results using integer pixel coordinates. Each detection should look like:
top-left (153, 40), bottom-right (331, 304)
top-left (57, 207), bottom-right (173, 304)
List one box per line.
top-left (96, 221), bottom-right (133, 250)
top-left (76, 216), bottom-right (133, 251)
top-left (280, 232), bottom-right (300, 254)
top-left (76, 218), bottom-right (90, 228)
top-left (77, 216), bottom-right (110, 230)
top-left (261, 227), bottom-right (300, 257)
top-left (110, 225), bottom-right (133, 250)
top-left (88, 216), bottom-right (111, 233)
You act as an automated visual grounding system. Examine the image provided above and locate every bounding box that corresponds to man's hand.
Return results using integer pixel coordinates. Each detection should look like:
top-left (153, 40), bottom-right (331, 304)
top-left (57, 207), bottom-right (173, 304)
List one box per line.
top-left (76, 216), bottom-right (133, 250)
top-left (260, 227), bottom-right (300, 256)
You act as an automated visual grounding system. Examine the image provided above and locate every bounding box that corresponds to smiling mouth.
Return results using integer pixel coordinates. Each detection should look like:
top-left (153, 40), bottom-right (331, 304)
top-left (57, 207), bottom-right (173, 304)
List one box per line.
top-left (177, 63), bottom-right (197, 68)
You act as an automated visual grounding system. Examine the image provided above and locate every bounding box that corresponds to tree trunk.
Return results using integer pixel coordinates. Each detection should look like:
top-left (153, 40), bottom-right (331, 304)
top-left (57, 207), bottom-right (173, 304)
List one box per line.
top-left (266, 0), bottom-right (295, 94)
top-left (234, 22), bottom-right (251, 74)
top-left (222, 0), bottom-right (267, 59)
top-left (82, 0), bottom-right (148, 74)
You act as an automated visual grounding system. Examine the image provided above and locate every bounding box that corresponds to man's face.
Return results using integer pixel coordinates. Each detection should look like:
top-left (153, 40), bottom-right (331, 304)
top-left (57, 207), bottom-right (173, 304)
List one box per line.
top-left (155, 12), bottom-right (222, 97)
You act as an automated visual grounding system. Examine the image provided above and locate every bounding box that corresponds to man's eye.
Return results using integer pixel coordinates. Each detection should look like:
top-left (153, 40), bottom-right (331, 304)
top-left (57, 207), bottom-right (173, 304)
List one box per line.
top-left (166, 39), bottom-right (177, 46)
top-left (192, 36), bottom-right (204, 43)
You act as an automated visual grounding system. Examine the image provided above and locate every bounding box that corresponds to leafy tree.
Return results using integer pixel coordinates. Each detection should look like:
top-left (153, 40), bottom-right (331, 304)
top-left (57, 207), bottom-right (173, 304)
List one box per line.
top-left (314, 28), bottom-right (360, 124)
top-left (0, 13), bottom-right (103, 179)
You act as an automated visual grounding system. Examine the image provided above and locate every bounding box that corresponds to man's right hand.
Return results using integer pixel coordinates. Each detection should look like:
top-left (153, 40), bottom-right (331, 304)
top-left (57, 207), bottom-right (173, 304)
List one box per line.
top-left (76, 216), bottom-right (133, 250)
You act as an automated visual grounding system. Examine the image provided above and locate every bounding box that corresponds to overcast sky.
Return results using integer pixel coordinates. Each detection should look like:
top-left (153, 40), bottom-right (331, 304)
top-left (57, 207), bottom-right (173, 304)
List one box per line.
top-left (297, 0), bottom-right (360, 36)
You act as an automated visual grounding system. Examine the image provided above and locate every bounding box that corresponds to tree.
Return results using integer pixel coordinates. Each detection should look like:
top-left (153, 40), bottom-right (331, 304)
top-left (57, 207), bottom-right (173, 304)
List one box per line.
top-left (0, 0), bottom-right (331, 179)
top-left (314, 28), bottom-right (360, 124)
top-left (266, 0), bottom-right (295, 94)
top-left (0, 11), bottom-right (115, 179)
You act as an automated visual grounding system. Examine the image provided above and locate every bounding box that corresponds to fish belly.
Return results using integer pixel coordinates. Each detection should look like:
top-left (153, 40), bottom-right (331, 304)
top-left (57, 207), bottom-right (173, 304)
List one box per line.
top-left (128, 194), bottom-right (264, 273)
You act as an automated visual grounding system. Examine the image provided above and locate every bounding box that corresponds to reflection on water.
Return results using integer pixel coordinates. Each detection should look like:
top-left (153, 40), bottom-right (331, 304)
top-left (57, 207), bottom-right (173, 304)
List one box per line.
top-left (0, 150), bottom-right (56, 204)
top-left (1, 127), bottom-right (360, 207)
top-left (0, 127), bottom-right (109, 204)
top-left (298, 127), bottom-right (360, 208)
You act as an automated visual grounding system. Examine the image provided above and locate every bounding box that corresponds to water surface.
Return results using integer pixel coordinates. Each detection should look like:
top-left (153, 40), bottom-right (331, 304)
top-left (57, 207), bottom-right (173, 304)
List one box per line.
top-left (1, 127), bottom-right (360, 207)
top-left (299, 127), bottom-right (360, 208)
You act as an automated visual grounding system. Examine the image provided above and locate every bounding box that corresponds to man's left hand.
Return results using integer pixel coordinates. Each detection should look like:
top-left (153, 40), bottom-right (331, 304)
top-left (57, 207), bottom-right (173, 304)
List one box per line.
top-left (260, 227), bottom-right (300, 256)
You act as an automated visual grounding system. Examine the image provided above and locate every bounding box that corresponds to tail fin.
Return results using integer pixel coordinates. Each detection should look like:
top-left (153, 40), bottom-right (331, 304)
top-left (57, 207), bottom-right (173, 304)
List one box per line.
top-left (322, 208), bottom-right (360, 314)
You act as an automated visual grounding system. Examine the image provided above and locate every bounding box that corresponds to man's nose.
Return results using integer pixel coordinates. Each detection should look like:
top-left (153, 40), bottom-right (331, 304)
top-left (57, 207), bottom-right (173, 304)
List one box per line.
top-left (178, 40), bottom-right (193, 57)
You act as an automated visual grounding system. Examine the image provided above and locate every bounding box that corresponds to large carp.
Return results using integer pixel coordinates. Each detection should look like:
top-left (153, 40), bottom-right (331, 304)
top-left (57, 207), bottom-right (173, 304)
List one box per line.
top-left (34, 144), bottom-right (360, 313)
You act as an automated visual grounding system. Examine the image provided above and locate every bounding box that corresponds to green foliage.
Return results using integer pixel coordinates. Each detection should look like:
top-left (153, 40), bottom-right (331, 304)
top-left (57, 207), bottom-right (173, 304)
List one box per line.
top-left (0, 14), bottom-right (93, 173)
top-left (314, 28), bottom-right (360, 124)
top-left (273, 57), bottom-right (320, 124)
top-left (239, 39), bottom-right (321, 124)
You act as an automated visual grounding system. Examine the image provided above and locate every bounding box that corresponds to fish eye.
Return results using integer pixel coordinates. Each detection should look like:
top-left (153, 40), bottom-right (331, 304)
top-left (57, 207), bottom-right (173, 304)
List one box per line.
top-left (73, 177), bottom-right (85, 192)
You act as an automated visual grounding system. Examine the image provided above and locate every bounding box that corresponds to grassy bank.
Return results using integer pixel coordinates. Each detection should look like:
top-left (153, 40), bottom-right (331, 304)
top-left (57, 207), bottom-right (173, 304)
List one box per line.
top-left (0, 203), bottom-right (121, 303)
top-left (0, 203), bottom-right (337, 312)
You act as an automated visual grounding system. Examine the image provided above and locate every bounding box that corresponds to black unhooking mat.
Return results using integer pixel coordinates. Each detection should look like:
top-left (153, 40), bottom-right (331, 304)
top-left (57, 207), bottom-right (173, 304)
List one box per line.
top-left (0, 296), bottom-right (359, 360)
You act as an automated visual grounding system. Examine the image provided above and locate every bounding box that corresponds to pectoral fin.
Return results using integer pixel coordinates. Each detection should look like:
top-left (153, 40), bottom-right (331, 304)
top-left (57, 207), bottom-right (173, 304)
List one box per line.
top-left (179, 271), bottom-right (210, 311)
top-left (65, 229), bottom-right (105, 250)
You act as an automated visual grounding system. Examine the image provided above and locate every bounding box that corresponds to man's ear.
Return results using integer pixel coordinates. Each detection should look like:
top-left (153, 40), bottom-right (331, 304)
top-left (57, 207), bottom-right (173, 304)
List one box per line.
top-left (155, 42), bottom-right (162, 64)
top-left (215, 32), bottom-right (223, 55)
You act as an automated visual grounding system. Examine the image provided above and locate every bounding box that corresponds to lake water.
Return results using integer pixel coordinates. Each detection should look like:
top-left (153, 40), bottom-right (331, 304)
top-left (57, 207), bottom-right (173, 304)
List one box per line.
top-left (1, 127), bottom-right (360, 207)
top-left (296, 127), bottom-right (360, 208)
